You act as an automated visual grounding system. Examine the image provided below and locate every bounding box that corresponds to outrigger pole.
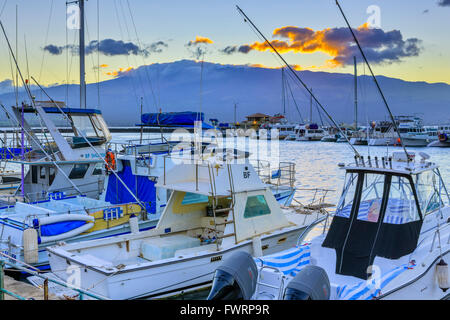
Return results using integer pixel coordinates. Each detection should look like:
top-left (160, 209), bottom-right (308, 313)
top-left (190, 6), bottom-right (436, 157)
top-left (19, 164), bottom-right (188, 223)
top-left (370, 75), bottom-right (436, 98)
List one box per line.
top-left (235, 5), bottom-right (360, 158)
top-left (335, 0), bottom-right (410, 160)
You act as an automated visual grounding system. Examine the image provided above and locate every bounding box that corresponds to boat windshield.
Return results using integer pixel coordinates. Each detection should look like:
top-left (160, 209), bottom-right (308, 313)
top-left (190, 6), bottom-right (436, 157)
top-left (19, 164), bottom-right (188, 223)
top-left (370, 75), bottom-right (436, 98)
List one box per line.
top-left (335, 172), bottom-right (421, 224)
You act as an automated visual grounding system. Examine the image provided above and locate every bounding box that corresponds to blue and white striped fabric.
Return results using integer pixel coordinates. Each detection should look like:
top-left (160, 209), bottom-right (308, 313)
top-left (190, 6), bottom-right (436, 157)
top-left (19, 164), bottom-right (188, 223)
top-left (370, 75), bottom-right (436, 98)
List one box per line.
top-left (336, 262), bottom-right (414, 300)
top-left (383, 198), bottom-right (415, 224)
top-left (255, 245), bottom-right (311, 277)
top-left (335, 198), bottom-right (416, 225)
top-left (335, 200), bottom-right (372, 220)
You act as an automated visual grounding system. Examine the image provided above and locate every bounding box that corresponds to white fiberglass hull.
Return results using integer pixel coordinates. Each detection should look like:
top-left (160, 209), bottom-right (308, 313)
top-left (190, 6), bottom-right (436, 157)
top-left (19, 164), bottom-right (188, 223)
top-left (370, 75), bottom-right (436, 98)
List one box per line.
top-left (47, 225), bottom-right (310, 300)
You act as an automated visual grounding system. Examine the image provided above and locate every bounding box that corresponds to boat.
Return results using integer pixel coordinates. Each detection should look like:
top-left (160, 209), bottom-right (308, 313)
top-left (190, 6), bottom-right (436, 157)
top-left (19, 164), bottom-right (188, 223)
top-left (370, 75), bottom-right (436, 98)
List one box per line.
top-left (293, 124), bottom-right (326, 141)
top-left (46, 154), bottom-right (326, 299)
top-left (427, 125), bottom-right (450, 148)
top-left (397, 116), bottom-right (436, 147)
top-left (207, 152), bottom-right (450, 300)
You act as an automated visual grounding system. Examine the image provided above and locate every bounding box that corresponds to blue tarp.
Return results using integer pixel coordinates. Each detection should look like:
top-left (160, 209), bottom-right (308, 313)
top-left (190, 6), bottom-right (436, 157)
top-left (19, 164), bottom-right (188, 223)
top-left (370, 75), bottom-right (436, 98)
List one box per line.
top-left (141, 111), bottom-right (204, 126)
top-left (105, 161), bottom-right (156, 214)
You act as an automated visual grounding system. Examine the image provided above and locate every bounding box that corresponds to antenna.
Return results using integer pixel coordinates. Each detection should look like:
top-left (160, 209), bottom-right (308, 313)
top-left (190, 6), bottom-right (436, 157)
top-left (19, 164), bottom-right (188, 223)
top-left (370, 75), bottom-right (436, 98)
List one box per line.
top-left (235, 5), bottom-right (360, 157)
top-left (335, 0), bottom-right (409, 160)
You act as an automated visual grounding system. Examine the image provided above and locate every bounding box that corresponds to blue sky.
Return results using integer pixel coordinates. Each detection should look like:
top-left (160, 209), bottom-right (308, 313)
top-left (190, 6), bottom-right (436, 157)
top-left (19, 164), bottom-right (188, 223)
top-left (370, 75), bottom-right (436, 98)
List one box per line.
top-left (0, 0), bottom-right (449, 87)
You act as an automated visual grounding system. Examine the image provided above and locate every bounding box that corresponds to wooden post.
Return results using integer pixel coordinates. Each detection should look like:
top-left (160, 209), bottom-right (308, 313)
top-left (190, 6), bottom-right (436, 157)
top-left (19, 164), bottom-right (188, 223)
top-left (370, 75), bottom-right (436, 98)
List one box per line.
top-left (44, 278), bottom-right (49, 300)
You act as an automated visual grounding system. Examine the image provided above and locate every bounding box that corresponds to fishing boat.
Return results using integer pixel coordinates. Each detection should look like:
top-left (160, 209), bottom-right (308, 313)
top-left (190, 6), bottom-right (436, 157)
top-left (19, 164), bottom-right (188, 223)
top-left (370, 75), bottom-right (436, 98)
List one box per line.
top-left (46, 155), bottom-right (326, 299)
top-left (208, 151), bottom-right (450, 300)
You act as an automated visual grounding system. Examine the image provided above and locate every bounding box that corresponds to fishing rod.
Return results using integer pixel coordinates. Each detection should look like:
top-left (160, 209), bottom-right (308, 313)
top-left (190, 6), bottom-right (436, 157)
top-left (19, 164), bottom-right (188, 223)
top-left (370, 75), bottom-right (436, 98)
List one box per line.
top-left (31, 76), bottom-right (147, 210)
top-left (335, 0), bottom-right (410, 160)
top-left (235, 5), bottom-right (360, 157)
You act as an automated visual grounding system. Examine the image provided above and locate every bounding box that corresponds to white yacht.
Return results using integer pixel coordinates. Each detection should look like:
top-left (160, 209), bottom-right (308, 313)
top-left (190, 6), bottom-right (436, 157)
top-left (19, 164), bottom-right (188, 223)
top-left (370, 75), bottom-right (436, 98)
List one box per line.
top-left (45, 154), bottom-right (326, 299)
top-left (208, 152), bottom-right (450, 300)
top-left (292, 124), bottom-right (326, 141)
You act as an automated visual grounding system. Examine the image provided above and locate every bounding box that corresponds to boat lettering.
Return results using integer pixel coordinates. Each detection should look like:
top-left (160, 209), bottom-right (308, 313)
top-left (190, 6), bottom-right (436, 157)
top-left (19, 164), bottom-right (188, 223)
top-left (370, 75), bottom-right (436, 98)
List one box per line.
top-left (210, 255), bottom-right (222, 262)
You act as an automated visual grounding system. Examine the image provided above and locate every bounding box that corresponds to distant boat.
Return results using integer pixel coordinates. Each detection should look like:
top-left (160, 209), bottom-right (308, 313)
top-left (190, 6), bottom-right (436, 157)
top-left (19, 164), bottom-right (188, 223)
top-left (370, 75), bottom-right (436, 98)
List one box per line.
top-left (428, 124), bottom-right (450, 147)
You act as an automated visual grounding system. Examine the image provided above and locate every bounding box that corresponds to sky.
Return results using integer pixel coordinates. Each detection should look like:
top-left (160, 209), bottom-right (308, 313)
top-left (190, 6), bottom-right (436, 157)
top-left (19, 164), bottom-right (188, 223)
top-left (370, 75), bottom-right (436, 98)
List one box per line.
top-left (0, 0), bottom-right (449, 88)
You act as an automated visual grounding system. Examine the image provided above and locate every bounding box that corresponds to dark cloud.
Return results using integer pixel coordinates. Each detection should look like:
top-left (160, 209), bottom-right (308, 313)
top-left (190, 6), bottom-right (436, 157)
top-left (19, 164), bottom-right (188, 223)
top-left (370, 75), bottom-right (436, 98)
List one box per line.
top-left (223, 24), bottom-right (422, 67)
top-left (185, 36), bottom-right (213, 59)
top-left (43, 39), bottom-right (167, 57)
top-left (147, 41), bottom-right (168, 53)
top-left (438, 0), bottom-right (450, 6)
top-left (43, 44), bottom-right (65, 55)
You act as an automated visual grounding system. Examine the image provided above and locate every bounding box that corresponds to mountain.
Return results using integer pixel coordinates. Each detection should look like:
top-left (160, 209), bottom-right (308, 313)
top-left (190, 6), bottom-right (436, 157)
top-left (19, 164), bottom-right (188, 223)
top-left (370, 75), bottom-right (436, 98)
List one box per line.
top-left (0, 59), bottom-right (449, 126)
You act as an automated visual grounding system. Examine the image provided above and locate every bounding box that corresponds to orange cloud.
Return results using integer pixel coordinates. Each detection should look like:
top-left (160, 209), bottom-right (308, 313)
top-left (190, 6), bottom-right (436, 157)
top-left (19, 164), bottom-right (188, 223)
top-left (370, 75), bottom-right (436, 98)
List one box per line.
top-left (105, 66), bottom-right (134, 77)
top-left (99, 64), bottom-right (109, 68)
top-left (188, 36), bottom-right (214, 46)
top-left (224, 24), bottom-right (421, 68)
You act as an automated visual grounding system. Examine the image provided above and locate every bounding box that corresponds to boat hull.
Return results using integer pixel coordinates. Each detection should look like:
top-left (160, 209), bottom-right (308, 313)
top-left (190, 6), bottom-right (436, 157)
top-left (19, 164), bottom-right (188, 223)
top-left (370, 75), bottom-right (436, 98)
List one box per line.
top-left (47, 225), bottom-right (309, 300)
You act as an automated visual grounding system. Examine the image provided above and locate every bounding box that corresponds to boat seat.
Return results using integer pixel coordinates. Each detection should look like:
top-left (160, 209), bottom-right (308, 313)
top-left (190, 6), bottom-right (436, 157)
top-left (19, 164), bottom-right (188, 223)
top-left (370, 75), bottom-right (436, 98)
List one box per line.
top-left (140, 234), bottom-right (201, 261)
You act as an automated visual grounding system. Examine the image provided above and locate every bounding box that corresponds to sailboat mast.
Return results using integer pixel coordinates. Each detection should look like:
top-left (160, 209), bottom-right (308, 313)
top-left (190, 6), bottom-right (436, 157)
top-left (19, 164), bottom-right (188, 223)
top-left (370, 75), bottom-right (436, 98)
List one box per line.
top-left (354, 56), bottom-right (357, 130)
top-left (281, 68), bottom-right (285, 115)
top-left (310, 88), bottom-right (313, 123)
top-left (79, 0), bottom-right (86, 109)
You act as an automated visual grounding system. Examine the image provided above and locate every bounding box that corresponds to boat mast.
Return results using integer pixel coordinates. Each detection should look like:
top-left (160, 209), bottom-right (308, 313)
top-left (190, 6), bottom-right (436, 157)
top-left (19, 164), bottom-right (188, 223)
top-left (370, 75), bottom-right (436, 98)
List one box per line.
top-left (335, 0), bottom-right (409, 159)
top-left (281, 68), bottom-right (286, 116)
top-left (354, 56), bottom-right (357, 130)
top-left (79, 0), bottom-right (86, 109)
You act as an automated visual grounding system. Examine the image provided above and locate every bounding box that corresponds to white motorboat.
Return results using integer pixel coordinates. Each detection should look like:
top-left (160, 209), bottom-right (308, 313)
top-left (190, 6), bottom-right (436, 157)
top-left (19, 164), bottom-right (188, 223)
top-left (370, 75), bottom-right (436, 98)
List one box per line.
top-left (46, 156), bottom-right (326, 299)
top-left (208, 152), bottom-right (450, 300)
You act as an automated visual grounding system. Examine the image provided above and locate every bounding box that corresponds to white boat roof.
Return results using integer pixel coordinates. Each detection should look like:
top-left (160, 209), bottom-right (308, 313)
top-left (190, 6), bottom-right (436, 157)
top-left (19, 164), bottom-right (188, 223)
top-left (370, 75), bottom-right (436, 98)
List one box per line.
top-left (156, 161), bottom-right (267, 196)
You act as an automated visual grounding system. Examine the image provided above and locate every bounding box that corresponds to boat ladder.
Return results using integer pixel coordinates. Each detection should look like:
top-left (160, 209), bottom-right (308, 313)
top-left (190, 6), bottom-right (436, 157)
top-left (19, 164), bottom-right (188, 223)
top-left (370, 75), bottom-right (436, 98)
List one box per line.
top-left (207, 163), bottom-right (237, 249)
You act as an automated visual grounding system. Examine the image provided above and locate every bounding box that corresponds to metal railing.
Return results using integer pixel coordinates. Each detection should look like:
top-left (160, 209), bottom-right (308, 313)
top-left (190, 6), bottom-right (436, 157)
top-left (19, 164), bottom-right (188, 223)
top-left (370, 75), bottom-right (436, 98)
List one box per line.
top-left (252, 160), bottom-right (296, 188)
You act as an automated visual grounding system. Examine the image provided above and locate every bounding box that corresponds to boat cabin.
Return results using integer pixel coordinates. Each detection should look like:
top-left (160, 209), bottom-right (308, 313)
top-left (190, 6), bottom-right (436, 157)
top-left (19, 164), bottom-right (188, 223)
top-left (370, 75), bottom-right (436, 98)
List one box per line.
top-left (9, 102), bottom-right (111, 202)
top-left (322, 152), bottom-right (449, 279)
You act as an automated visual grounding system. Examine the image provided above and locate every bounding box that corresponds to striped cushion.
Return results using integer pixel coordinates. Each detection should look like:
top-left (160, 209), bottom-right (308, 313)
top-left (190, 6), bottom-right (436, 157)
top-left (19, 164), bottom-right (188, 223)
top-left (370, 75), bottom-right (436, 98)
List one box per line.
top-left (255, 244), bottom-right (311, 277)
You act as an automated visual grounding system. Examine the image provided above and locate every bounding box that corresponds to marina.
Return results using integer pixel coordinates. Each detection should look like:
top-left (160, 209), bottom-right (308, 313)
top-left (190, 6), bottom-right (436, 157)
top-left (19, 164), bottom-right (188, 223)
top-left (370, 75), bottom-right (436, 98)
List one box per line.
top-left (0, 0), bottom-right (449, 305)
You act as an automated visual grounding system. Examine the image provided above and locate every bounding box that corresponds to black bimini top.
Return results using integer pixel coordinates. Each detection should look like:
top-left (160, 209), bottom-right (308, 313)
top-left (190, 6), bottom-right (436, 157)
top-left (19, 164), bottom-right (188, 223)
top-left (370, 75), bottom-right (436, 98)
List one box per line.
top-left (322, 169), bottom-right (424, 280)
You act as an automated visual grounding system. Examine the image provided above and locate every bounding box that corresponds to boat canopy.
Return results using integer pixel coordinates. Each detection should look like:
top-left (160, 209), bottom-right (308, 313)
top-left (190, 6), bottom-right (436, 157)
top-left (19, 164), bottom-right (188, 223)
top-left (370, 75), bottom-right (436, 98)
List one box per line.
top-left (140, 111), bottom-right (213, 129)
top-left (322, 161), bottom-right (447, 280)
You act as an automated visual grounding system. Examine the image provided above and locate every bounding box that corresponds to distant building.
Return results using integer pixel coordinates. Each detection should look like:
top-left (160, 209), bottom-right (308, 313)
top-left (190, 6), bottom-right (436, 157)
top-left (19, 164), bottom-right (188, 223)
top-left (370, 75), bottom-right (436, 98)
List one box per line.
top-left (244, 113), bottom-right (270, 128)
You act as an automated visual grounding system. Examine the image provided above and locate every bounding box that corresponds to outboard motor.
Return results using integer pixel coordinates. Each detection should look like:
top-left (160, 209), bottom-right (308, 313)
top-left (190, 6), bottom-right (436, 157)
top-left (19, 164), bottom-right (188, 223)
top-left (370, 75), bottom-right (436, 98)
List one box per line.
top-left (207, 251), bottom-right (258, 300)
top-left (283, 266), bottom-right (330, 300)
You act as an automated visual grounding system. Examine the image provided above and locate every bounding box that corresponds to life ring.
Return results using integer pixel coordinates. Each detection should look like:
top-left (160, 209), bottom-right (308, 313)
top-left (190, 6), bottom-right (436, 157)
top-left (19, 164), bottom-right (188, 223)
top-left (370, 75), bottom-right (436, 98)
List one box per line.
top-left (439, 133), bottom-right (448, 142)
top-left (105, 151), bottom-right (116, 171)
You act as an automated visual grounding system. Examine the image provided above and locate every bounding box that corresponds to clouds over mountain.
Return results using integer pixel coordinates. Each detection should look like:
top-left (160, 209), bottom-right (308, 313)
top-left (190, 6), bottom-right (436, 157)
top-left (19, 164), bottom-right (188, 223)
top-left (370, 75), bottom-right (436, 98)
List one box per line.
top-left (43, 39), bottom-right (168, 57)
top-left (185, 36), bottom-right (214, 59)
top-left (221, 24), bottom-right (422, 68)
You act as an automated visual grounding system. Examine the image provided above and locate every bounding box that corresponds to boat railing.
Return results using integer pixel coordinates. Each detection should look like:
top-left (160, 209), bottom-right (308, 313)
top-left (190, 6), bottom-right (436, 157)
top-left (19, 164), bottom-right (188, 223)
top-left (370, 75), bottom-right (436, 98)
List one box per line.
top-left (251, 160), bottom-right (296, 188)
top-left (0, 253), bottom-right (108, 300)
